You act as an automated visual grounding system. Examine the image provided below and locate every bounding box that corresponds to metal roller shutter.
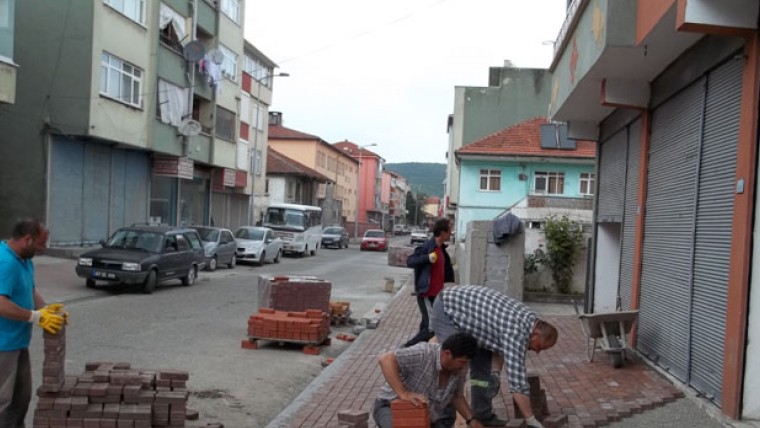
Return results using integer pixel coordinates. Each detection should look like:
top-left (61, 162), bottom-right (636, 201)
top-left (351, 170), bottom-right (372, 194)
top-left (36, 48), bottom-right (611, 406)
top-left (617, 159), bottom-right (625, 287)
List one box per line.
top-left (82, 144), bottom-right (111, 243)
top-left (123, 151), bottom-right (150, 228)
top-left (211, 192), bottom-right (228, 227)
top-left (49, 137), bottom-right (84, 245)
top-left (618, 118), bottom-right (641, 310)
top-left (638, 78), bottom-right (705, 382)
top-left (597, 131), bottom-right (627, 222)
top-left (229, 194), bottom-right (248, 230)
top-left (689, 58), bottom-right (742, 404)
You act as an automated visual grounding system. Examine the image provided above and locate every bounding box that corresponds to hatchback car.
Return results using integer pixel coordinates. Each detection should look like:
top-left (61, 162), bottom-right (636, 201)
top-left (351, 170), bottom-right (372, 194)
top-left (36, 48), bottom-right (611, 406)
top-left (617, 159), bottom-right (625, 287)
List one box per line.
top-left (191, 226), bottom-right (237, 271)
top-left (360, 229), bottom-right (389, 252)
top-left (75, 226), bottom-right (205, 294)
top-left (235, 226), bottom-right (283, 265)
top-left (321, 226), bottom-right (349, 249)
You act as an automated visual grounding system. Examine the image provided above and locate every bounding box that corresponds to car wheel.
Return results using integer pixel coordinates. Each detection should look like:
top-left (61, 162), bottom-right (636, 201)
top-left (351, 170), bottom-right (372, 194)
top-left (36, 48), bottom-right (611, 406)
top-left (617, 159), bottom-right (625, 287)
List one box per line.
top-left (207, 256), bottom-right (217, 272)
top-left (181, 266), bottom-right (197, 286)
top-left (258, 251), bottom-right (266, 266)
top-left (86, 279), bottom-right (96, 289)
top-left (274, 250), bottom-right (281, 263)
top-left (228, 255), bottom-right (236, 268)
top-left (142, 270), bottom-right (157, 294)
top-left (311, 246), bottom-right (316, 256)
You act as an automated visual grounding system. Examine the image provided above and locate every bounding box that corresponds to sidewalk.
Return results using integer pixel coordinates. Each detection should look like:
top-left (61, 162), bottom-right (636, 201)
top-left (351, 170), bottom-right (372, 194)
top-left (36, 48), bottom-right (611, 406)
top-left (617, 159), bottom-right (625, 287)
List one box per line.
top-left (267, 282), bottom-right (717, 428)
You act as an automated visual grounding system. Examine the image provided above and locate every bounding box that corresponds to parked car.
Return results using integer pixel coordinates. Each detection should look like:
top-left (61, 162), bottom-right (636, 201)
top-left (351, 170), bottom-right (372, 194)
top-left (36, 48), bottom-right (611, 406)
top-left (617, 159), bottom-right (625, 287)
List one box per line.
top-left (360, 229), bottom-right (389, 252)
top-left (410, 227), bottom-right (429, 245)
top-left (321, 226), bottom-right (349, 249)
top-left (75, 226), bottom-right (205, 294)
top-left (393, 224), bottom-right (407, 236)
top-left (191, 226), bottom-right (237, 271)
top-left (234, 226), bottom-right (283, 265)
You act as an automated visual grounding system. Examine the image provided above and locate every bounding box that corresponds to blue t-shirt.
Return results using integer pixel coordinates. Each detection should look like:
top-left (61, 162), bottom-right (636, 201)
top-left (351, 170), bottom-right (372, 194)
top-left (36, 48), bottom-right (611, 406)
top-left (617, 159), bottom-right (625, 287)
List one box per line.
top-left (0, 241), bottom-right (35, 351)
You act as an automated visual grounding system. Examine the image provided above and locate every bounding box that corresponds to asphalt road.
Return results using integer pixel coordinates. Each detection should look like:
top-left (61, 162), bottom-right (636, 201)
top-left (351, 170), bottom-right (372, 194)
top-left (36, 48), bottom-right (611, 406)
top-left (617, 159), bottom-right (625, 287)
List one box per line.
top-left (25, 237), bottom-right (412, 427)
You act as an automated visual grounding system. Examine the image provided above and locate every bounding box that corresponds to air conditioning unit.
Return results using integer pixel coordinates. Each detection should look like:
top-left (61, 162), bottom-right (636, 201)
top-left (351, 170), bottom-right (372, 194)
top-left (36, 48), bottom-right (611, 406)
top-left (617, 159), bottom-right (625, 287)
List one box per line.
top-left (518, 173), bottom-right (528, 181)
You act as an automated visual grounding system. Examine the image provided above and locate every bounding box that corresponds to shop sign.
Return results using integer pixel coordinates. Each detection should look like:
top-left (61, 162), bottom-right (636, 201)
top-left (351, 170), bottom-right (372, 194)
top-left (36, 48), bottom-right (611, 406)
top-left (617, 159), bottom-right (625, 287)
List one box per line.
top-left (153, 156), bottom-right (194, 180)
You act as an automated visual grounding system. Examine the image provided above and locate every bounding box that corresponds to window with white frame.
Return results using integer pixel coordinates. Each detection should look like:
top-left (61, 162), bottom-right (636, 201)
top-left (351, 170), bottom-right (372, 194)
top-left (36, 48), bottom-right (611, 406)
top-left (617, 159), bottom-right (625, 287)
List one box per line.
top-left (254, 149), bottom-right (263, 175)
top-left (478, 169), bottom-right (501, 191)
top-left (215, 106), bottom-right (235, 141)
top-left (220, 0), bottom-right (240, 24)
top-left (100, 52), bottom-right (143, 108)
top-left (579, 172), bottom-right (595, 195)
top-left (104, 0), bottom-right (146, 25)
top-left (243, 54), bottom-right (274, 86)
top-left (219, 44), bottom-right (238, 82)
top-left (253, 104), bottom-right (265, 131)
top-left (534, 171), bottom-right (565, 195)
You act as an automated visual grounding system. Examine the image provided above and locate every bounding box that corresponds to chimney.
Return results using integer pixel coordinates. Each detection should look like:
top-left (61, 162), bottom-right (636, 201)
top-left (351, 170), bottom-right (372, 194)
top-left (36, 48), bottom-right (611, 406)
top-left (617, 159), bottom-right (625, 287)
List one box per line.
top-left (269, 111), bottom-right (283, 126)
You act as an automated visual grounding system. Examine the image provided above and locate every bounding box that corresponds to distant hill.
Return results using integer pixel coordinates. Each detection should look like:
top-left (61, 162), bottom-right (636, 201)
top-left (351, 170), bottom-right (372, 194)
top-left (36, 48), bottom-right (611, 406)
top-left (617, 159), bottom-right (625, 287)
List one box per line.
top-left (386, 163), bottom-right (445, 198)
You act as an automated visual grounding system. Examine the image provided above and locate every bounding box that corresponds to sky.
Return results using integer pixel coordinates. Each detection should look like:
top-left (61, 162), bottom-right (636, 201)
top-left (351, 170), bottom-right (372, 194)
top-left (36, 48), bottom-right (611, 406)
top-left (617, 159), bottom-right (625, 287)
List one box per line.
top-left (244, 0), bottom-right (567, 164)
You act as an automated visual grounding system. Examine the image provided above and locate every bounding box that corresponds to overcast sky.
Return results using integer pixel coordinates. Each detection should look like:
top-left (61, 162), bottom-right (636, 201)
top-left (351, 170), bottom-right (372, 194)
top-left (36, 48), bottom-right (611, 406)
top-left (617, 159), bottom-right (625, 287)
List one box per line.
top-left (244, 0), bottom-right (567, 164)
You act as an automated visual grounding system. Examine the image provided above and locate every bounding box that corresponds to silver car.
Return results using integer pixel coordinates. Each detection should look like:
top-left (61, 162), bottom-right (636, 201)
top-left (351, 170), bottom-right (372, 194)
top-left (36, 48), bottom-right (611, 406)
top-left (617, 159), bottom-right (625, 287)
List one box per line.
top-left (235, 226), bottom-right (283, 266)
top-left (191, 226), bottom-right (237, 271)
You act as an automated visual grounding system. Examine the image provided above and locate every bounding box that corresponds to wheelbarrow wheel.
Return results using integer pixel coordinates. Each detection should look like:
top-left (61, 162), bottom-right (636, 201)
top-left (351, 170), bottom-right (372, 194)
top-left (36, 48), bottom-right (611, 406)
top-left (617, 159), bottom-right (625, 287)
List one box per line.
top-left (608, 335), bottom-right (624, 368)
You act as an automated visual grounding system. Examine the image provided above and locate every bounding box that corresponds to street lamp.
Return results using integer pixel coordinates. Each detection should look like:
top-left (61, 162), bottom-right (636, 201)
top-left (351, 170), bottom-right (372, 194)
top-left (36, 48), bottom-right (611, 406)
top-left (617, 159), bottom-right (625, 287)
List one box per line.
top-left (248, 71), bottom-right (289, 225)
top-left (354, 143), bottom-right (378, 240)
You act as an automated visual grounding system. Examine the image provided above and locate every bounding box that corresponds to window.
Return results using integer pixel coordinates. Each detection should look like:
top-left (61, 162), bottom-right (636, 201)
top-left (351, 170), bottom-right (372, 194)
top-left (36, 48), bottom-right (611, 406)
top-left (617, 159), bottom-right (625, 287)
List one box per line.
top-left (243, 54), bottom-right (274, 87)
top-left (220, 0), bottom-right (240, 24)
top-left (579, 172), bottom-right (595, 196)
top-left (175, 234), bottom-right (190, 251)
top-left (255, 149), bottom-right (262, 175)
top-left (215, 107), bottom-right (235, 141)
top-left (100, 52), bottom-right (143, 108)
top-left (478, 169), bottom-right (501, 191)
top-left (104, 0), bottom-right (146, 25)
top-left (219, 44), bottom-right (238, 82)
top-left (534, 171), bottom-right (565, 195)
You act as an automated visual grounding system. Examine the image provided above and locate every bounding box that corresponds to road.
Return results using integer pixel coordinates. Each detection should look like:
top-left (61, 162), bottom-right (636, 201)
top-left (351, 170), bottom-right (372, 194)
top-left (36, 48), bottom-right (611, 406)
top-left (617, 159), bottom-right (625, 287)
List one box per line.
top-left (26, 236), bottom-right (413, 427)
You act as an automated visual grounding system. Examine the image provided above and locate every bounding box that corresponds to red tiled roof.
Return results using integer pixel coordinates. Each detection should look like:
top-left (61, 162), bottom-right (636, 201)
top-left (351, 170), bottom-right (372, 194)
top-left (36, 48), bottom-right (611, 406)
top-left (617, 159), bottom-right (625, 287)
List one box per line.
top-left (268, 124), bottom-right (321, 140)
top-left (333, 140), bottom-right (382, 160)
top-left (456, 117), bottom-right (596, 159)
top-left (266, 148), bottom-right (331, 182)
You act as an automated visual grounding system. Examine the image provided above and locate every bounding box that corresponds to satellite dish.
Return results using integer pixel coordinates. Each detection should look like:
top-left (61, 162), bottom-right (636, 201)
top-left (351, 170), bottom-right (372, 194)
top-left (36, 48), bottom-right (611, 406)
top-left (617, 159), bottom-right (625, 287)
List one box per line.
top-left (182, 41), bottom-right (205, 62)
top-left (207, 48), bottom-right (224, 65)
top-left (178, 118), bottom-right (202, 136)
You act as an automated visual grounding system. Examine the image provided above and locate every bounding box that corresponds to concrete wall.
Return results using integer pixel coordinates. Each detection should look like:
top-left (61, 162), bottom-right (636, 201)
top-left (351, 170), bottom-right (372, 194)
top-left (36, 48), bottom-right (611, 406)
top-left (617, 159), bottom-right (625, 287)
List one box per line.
top-left (460, 220), bottom-right (524, 300)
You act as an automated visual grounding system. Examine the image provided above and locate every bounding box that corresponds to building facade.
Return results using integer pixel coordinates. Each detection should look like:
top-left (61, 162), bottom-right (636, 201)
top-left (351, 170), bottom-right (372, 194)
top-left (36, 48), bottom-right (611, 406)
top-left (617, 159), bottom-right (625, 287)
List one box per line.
top-left (0, 0), bottom-right (16, 105)
top-left (549, 0), bottom-right (759, 420)
top-left (333, 141), bottom-right (387, 236)
top-left (265, 148), bottom-right (330, 207)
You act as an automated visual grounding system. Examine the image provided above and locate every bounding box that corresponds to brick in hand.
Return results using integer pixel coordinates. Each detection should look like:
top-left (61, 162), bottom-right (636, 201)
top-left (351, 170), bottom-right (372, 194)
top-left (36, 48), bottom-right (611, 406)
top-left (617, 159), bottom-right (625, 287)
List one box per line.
top-left (391, 399), bottom-right (430, 428)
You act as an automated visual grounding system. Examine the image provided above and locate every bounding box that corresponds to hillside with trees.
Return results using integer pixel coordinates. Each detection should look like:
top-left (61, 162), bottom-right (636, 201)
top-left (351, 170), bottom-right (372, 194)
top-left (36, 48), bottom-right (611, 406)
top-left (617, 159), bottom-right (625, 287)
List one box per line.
top-left (385, 162), bottom-right (445, 198)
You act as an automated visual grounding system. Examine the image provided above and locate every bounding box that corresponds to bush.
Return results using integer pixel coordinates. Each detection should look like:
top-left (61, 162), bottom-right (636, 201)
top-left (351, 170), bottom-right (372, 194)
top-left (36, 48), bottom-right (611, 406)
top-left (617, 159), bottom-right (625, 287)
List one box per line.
top-left (543, 216), bottom-right (584, 294)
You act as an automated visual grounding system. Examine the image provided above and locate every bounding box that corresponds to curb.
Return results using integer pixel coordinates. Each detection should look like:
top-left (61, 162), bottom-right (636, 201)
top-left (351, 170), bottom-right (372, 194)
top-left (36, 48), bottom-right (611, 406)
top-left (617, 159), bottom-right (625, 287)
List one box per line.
top-left (265, 274), bottom-right (413, 428)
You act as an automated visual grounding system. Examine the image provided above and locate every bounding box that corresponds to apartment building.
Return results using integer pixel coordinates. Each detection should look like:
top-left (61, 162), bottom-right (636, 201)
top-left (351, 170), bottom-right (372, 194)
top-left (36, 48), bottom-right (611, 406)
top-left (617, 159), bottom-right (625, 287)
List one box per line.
top-left (0, 0), bottom-right (15, 105)
top-left (0, 0), bottom-right (249, 245)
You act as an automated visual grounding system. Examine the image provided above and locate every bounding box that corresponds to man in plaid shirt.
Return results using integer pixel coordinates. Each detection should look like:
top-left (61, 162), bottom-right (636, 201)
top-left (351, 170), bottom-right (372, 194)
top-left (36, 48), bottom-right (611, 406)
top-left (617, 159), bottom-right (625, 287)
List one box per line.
top-left (372, 333), bottom-right (485, 428)
top-left (431, 285), bottom-right (558, 427)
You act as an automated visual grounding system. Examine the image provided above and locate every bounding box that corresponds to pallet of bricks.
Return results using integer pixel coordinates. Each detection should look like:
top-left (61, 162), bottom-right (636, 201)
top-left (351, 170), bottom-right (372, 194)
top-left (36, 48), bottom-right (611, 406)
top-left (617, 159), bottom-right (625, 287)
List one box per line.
top-left (33, 326), bottom-right (222, 428)
top-left (243, 308), bottom-right (331, 355)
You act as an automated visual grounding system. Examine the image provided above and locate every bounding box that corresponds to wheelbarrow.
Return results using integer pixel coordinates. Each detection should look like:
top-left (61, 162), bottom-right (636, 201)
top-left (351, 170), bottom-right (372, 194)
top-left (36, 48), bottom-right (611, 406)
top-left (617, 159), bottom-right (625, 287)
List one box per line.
top-left (573, 301), bottom-right (638, 368)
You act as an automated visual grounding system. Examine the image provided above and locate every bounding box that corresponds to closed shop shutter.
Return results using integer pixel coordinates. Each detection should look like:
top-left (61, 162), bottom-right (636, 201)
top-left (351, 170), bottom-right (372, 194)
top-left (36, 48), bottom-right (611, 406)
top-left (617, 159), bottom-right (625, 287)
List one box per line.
top-left (597, 131), bottom-right (627, 222)
top-left (638, 78), bottom-right (705, 382)
top-left (211, 192), bottom-right (228, 227)
top-left (689, 58), bottom-right (742, 404)
top-left (49, 138), bottom-right (85, 245)
top-left (229, 194), bottom-right (248, 230)
top-left (123, 151), bottom-right (150, 227)
top-left (82, 144), bottom-right (111, 243)
top-left (617, 118), bottom-right (641, 310)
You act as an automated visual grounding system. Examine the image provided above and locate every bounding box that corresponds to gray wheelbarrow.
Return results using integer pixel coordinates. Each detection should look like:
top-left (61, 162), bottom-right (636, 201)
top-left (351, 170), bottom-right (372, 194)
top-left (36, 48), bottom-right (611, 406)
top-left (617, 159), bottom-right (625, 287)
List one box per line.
top-left (573, 301), bottom-right (639, 368)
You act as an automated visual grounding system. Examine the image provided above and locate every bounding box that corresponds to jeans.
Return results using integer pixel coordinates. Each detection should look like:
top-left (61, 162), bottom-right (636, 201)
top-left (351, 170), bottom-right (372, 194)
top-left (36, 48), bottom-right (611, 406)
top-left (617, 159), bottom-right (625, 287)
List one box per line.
top-left (0, 348), bottom-right (32, 428)
top-left (405, 296), bottom-right (436, 346)
top-left (431, 298), bottom-right (498, 421)
top-left (372, 398), bottom-right (455, 428)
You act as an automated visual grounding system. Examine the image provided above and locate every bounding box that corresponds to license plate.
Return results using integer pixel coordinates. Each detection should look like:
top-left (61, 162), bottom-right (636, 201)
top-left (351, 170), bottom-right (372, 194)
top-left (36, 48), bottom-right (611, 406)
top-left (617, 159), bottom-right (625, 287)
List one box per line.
top-left (92, 271), bottom-right (116, 280)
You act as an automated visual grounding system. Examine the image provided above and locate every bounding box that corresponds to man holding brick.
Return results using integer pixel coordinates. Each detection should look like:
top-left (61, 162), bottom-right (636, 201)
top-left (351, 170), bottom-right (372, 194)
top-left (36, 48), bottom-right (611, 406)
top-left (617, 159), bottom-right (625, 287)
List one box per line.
top-left (403, 218), bottom-right (454, 348)
top-left (0, 219), bottom-right (66, 427)
top-left (431, 285), bottom-right (558, 427)
top-left (372, 332), bottom-right (485, 428)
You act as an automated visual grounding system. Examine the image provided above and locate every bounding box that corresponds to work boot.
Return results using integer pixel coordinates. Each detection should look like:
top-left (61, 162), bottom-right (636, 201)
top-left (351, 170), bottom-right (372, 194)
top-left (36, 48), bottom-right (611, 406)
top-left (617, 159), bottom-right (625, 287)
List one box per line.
top-left (479, 414), bottom-right (508, 427)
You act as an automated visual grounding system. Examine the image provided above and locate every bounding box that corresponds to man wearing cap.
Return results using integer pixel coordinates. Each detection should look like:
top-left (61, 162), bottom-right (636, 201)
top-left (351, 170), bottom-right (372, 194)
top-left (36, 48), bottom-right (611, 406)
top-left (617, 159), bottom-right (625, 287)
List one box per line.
top-left (431, 285), bottom-right (558, 427)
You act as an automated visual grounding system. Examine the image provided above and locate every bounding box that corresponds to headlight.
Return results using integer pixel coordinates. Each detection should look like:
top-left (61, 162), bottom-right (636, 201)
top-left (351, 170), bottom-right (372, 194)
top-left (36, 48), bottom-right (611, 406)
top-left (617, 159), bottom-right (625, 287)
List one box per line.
top-left (78, 257), bottom-right (92, 266)
top-left (122, 262), bottom-right (141, 271)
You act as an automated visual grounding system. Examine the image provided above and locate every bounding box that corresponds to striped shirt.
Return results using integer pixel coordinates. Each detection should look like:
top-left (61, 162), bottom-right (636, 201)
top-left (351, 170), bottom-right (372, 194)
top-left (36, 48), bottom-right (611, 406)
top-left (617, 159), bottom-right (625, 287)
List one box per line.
top-left (441, 285), bottom-right (536, 395)
top-left (377, 342), bottom-right (467, 422)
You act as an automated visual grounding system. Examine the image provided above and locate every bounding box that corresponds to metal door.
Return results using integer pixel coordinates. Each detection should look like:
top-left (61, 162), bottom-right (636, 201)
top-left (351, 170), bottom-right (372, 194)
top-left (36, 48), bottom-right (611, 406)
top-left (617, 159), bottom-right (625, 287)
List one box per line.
top-left (49, 137), bottom-right (84, 245)
top-left (618, 118), bottom-right (641, 310)
top-left (597, 130), bottom-right (627, 222)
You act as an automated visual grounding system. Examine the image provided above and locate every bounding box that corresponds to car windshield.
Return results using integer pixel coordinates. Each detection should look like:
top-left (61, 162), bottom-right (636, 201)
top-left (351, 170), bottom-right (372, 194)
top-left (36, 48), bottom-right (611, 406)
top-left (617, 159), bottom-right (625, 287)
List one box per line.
top-left (324, 227), bottom-right (343, 234)
top-left (364, 230), bottom-right (385, 238)
top-left (264, 208), bottom-right (305, 230)
top-left (195, 228), bottom-right (219, 242)
top-left (106, 230), bottom-right (163, 252)
top-left (235, 228), bottom-right (265, 241)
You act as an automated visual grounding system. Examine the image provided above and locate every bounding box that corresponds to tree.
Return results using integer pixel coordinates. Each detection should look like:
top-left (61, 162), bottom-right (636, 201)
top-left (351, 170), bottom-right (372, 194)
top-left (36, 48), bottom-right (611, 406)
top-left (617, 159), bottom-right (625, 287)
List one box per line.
top-left (405, 191), bottom-right (427, 227)
top-left (542, 216), bottom-right (584, 294)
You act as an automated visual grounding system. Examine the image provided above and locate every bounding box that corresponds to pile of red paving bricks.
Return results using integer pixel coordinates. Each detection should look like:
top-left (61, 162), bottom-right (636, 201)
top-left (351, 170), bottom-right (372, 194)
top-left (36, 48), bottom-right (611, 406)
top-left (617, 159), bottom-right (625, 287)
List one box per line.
top-left (33, 327), bottom-right (223, 428)
top-left (243, 308), bottom-right (331, 354)
top-left (257, 274), bottom-right (332, 313)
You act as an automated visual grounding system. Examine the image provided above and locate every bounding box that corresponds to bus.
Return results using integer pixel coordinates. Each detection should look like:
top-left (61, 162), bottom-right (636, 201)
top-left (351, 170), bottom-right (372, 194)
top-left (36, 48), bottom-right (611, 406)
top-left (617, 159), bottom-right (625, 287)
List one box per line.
top-left (263, 203), bottom-right (323, 257)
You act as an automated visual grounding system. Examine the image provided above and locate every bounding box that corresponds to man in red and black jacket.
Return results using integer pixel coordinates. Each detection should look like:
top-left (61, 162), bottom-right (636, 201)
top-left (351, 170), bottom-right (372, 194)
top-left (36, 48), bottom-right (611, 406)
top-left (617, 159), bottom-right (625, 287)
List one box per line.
top-left (403, 218), bottom-right (454, 348)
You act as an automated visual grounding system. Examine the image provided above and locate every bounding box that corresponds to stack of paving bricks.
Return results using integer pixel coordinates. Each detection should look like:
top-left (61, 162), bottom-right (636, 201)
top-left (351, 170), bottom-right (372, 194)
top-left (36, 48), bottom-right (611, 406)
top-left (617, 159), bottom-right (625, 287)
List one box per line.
top-left (257, 274), bottom-right (332, 314)
top-left (244, 308), bottom-right (331, 353)
top-left (387, 245), bottom-right (415, 267)
top-left (512, 373), bottom-right (567, 428)
top-left (391, 400), bottom-right (430, 428)
top-left (33, 325), bottom-right (203, 428)
top-left (336, 409), bottom-right (369, 428)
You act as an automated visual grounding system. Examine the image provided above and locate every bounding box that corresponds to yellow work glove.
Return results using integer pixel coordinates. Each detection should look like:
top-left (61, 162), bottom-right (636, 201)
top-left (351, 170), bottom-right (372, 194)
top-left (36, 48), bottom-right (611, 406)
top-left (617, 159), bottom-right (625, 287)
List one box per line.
top-left (29, 306), bottom-right (65, 334)
top-left (428, 252), bottom-right (438, 264)
top-left (44, 303), bottom-right (69, 325)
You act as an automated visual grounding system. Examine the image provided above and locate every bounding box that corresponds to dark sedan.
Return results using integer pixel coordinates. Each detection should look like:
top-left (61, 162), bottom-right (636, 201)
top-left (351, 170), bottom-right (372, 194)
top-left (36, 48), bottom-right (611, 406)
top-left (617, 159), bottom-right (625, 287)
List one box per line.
top-left (75, 226), bottom-right (205, 294)
top-left (321, 226), bottom-right (349, 249)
